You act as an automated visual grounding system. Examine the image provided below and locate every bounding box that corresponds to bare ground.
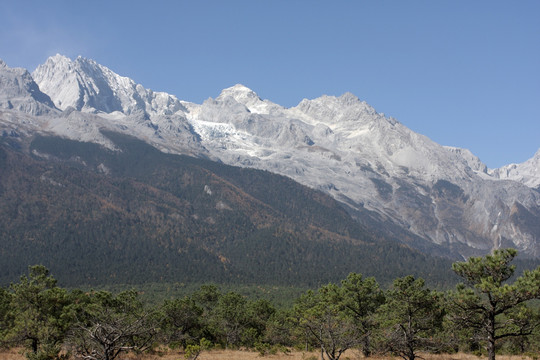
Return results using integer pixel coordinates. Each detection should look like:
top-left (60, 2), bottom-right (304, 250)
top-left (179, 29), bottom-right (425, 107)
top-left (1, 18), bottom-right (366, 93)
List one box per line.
top-left (1, 348), bottom-right (535, 360)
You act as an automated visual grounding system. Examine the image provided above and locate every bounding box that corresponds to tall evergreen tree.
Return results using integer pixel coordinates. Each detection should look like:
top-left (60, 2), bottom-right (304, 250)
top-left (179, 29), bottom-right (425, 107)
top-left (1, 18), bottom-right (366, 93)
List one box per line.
top-left (295, 285), bottom-right (361, 360)
top-left (338, 273), bottom-right (385, 357)
top-left (212, 292), bottom-right (249, 348)
top-left (160, 296), bottom-right (204, 349)
top-left (448, 248), bottom-right (540, 360)
top-left (377, 276), bottom-right (444, 360)
top-left (5, 265), bottom-right (74, 360)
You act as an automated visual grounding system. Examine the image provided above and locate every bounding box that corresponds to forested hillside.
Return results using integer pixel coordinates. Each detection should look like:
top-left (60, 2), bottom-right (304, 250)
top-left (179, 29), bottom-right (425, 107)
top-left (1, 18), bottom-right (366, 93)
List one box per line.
top-left (1, 250), bottom-right (539, 360)
top-left (0, 131), bottom-right (456, 288)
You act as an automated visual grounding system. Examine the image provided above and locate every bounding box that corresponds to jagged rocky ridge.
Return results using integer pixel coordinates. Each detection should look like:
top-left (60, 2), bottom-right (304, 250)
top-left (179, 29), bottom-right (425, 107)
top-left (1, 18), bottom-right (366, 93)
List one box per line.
top-left (0, 59), bottom-right (57, 116)
top-left (1, 55), bottom-right (539, 258)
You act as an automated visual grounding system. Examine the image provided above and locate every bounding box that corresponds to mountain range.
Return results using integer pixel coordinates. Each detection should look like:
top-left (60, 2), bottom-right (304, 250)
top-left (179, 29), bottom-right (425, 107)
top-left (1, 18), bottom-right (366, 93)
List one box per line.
top-left (1, 55), bottom-right (539, 285)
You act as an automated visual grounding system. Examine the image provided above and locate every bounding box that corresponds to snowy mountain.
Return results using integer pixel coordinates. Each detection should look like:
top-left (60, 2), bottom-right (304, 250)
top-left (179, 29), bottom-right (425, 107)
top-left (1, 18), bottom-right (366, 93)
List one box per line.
top-left (33, 54), bottom-right (187, 117)
top-left (0, 59), bottom-right (57, 116)
top-left (187, 86), bottom-right (540, 257)
top-left (29, 55), bottom-right (205, 156)
top-left (2, 55), bottom-right (540, 258)
top-left (489, 149), bottom-right (540, 189)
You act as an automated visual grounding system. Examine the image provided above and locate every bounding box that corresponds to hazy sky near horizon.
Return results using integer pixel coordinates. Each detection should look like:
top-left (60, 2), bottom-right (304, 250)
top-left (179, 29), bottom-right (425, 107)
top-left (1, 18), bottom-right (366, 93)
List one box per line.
top-left (1, 1), bottom-right (539, 168)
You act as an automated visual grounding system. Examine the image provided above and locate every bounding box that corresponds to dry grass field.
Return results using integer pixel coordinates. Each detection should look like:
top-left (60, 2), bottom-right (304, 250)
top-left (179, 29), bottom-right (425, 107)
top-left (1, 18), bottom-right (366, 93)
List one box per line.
top-left (140, 352), bottom-right (536, 360)
top-left (0, 348), bottom-right (537, 360)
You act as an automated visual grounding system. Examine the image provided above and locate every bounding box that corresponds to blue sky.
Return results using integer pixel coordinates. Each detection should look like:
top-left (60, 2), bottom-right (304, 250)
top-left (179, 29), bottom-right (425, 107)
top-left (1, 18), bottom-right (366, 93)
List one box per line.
top-left (1, 1), bottom-right (539, 168)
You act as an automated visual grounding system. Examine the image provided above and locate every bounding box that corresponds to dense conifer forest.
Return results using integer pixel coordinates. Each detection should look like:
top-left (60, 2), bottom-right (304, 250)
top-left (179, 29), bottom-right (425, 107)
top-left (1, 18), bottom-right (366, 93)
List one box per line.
top-left (1, 250), bottom-right (539, 360)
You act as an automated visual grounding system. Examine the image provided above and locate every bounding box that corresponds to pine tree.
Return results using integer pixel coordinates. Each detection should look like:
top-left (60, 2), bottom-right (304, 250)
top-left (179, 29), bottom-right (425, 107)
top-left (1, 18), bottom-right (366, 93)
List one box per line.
top-left (377, 276), bottom-right (444, 360)
top-left (448, 248), bottom-right (540, 360)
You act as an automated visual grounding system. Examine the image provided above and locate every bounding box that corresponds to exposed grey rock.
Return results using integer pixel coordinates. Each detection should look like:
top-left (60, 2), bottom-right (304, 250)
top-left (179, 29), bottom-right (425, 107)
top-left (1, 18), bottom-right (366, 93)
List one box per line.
top-left (0, 59), bottom-right (57, 116)
top-left (2, 55), bottom-right (539, 258)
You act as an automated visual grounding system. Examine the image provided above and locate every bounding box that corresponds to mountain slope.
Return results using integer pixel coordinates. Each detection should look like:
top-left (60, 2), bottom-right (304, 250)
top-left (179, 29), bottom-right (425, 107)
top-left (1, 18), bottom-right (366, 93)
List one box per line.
top-left (0, 132), bottom-right (455, 288)
top-left (0, 59), bottom-right (57, 116)
top-left (489, 149), bottom-right (540, 189)
top-left (3, 55), bottom-right (540, 259)
top-left (186, 85), bottom-right (540, 258)
top-left (32, 54), bottom-right (187, 117)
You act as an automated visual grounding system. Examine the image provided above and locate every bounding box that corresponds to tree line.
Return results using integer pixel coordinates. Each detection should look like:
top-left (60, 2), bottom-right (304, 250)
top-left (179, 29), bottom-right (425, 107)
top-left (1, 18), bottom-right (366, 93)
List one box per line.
top-left (1, 249), bottom-right (539, 360)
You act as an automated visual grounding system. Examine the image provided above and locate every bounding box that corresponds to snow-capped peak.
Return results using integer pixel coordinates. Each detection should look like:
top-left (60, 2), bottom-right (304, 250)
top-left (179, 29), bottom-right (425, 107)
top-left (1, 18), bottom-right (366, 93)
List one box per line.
top-left (215, 84), bottom-right (282, 114)
top-left (217, 84), bottom-right (259, 101)
top-left (48, 53), bottom-right (71, 64)
top-left (290, 92), bottom-right (381, 128)
top-left (32, 54), bottom-right (186, 117)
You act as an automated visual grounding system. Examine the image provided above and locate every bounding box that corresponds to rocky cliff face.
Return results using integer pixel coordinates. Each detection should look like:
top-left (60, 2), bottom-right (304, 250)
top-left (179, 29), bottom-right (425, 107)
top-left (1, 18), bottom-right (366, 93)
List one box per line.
top-left (32, 54), bottom-right (187, 117)
top-left (186, 85), bottom-right (540, 258)
top-left (490, 149), bottom-right (540, 189)
top-left (30, 55), bottom-right (207, 157)
top-left (2, 55), bottom-right (540, 258)
top-left (0, 59), bottom-right (57, 116)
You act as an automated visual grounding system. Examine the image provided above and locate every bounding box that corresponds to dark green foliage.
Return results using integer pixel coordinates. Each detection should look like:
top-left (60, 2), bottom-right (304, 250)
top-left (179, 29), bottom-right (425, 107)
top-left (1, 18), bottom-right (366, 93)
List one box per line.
top-left (376, 276), bottom-right (445, 360)
top-left (1, 261), bottom-right (540, 358)
top-left (160, 296), bottom-right (204, 348)
top-left (159, 284), bottom-right (279, 351)
top-left (338, 273), bottom-right (385, 356)
top-left (212, 292), bottom-right (250, 348)
top-left (0, 286), bottom-right (13, 345)
top-left (4, 266), bottom-right (75, 359)
top-left (448, 249), bottom-right (540, 360)
top-left (293, 273), bottom-right (385, 358)
top-left (294, 287), bottom-right (360, 360)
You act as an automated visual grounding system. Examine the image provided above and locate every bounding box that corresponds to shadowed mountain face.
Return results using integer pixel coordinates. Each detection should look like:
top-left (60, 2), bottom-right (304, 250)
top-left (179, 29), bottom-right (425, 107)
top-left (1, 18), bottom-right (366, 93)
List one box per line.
top-left (0, 132), bottom-right (456, 288)
top-left (1, 55), bottom-right (540, 269)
